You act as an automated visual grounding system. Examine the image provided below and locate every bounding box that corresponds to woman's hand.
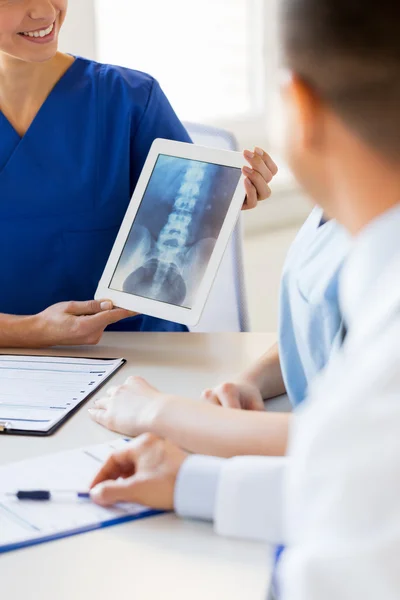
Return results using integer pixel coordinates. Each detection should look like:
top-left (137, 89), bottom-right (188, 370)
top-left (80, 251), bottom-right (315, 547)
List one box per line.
top-left (242, 148), bottom-right (278, 210)
top-left (202, 380), bottom-right (265, 411)
top-left (31, 300), bottom-right (135, 347)
top-left (88, 376), bottom-right (168, 437)
top-left (90, 433), bottom-right (187, 509)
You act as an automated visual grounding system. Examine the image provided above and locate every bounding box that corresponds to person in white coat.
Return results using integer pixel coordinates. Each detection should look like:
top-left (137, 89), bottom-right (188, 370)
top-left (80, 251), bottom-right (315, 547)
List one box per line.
top-left (89, 0), bottom-right (400, 597)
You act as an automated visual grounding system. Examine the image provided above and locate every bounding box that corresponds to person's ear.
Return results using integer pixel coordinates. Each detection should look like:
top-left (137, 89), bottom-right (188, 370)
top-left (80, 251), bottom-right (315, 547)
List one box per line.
top-left (281, 72), bottom-right (324, 152)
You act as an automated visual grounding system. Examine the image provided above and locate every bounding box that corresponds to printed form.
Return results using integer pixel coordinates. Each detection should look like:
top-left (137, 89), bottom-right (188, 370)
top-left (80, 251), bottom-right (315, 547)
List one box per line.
top-left (0, 356), bottom-right (125, 434)
top-left (0, 439), bottom-right (154, 554)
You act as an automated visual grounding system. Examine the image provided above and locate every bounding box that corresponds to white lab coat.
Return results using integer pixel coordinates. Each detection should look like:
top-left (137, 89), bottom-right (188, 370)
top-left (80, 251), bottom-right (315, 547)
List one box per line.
top-left (176, 206), bottom-right (400, 599)
top-left (280, 244), bottom-right (400, 599)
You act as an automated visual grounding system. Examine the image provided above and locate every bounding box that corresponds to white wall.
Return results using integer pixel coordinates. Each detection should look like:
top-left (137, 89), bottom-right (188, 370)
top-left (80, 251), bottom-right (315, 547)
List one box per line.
top-left (58, 0), bottom-right (97, 59)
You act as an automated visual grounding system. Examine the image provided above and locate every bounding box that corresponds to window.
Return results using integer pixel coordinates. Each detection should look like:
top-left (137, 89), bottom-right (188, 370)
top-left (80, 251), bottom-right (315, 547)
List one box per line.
top-left (94, 0), bottom-right (278, 142)
top-left (61, 0), bottom-right (293, 188)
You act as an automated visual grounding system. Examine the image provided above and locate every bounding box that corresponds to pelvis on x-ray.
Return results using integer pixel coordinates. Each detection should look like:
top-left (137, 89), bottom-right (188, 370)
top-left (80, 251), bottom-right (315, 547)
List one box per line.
top-left (114, 162), bottom-right (216, 308)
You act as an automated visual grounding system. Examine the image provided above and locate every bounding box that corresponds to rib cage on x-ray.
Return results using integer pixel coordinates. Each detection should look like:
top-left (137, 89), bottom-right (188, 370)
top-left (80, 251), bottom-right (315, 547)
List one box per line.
top-left (110, 156), bottom-right (242, 310)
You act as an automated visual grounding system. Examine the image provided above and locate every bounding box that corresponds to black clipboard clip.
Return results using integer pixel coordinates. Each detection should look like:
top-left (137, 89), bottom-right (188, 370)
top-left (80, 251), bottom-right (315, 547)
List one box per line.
top-left (0, 421), bottom-right (12, 433)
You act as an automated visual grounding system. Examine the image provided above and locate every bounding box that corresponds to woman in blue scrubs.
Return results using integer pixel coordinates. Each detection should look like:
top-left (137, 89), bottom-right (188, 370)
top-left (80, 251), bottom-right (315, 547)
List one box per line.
top-left (0, 0), bottom-right (275, 348)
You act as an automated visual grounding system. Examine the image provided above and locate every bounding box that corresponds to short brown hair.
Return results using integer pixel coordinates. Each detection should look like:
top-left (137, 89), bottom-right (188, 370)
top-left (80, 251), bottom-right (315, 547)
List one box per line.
top-left (281, 0), bottom-right (400, 159)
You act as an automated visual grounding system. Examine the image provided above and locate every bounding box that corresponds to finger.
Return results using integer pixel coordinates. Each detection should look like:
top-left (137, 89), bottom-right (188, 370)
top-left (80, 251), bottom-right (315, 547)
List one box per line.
top-left (125, 376), bottom-right (160, 396)
top-left (254, 147), bottom-right (279, 176)
top-left (85, 308), bottom-right (136, 330)
top-left (243, 178), bottom-right (258, 209)
top-left (102, 308), bottom-right (137, 325)
top-left (208, 394), bottom-right (222, 406)
top-left (201, 389), bottom-right (221, 406)
top-left (91, 394), bottom-right (112, 409)
top-left (218, 383), bottom-right (241, 409)
top-left (106, 386), bottom-right (120, 397)
top-left (248, 398), bottom-right (265, 412)
top-left (88, 407), bottom-right (109, 428)
top-left (90, 477), bottom-right (142, 507)
top-left (245, 148), bottom-right (279, 177)
top-left (243, 169), bottom-right (271, 202)
top-left (90, 448), bottom-right (137, 489)
top-left (244, 153), bottom-right (274, 186)
top-left (66, 299), bottom-right (114, 316)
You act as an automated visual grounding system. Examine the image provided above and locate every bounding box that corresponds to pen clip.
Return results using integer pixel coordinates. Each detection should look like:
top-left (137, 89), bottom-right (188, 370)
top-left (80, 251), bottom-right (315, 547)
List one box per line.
top-left (0, 421), bottom-right (12, 432)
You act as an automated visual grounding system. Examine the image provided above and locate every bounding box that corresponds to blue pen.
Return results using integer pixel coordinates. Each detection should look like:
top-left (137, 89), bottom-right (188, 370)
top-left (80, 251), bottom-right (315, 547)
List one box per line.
top-left (6, 490), bottom-right (91, 501)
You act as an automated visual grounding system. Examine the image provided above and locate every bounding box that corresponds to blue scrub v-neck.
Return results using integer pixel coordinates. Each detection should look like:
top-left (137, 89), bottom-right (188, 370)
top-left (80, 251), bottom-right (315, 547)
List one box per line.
top-left (0, 115), bottom-right (20, 172)
top-left (0, 57), bottom-right (191, 332)
top-left (0, 57), bottom-right (80, 144)
top-left (278, 207), bottom-right (351, 406)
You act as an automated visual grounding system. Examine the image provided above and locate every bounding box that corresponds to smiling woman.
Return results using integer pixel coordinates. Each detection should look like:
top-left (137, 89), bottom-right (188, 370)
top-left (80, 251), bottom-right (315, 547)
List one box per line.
top-left (0, 0), bottom-right (277, 348)
top-left (20, 21), bottom-right (55, 39)
top-left (1, 0), bottom-right (61, 58)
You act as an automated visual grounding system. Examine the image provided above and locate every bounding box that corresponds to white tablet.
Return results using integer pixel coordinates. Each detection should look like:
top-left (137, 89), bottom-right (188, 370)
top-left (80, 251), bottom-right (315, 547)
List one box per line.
top-left (95, 139), bottom-right (246, 327)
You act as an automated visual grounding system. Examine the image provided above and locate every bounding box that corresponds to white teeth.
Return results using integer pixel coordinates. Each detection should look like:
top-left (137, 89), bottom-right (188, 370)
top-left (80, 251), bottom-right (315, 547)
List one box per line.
top-left (22, 22), bottom-right (54, 39)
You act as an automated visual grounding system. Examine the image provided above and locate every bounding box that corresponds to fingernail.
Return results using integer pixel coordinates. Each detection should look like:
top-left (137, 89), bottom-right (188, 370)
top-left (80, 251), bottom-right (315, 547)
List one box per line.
top-left (244, 150), bottom-right (254, 159)
top-left (100, 301), bottom-right (113, 311)
top-left (243, 166), bottom-right (253, 175)
top-left (90, 486), bottom-right (101, 500)
top-left (255, 147), bottom-right (264, 157)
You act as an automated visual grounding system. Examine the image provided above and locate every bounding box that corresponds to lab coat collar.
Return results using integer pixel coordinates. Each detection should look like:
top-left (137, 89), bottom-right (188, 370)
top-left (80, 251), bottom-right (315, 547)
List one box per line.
top-left (344, 248), bottom-right (400, 351)
top-left (338, 203), bottom-right (400, 353)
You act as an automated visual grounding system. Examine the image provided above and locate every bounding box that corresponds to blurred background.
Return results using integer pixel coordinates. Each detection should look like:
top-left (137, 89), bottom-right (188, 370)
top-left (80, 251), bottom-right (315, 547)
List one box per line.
top-left (60, 0), bottom-right (312, 331)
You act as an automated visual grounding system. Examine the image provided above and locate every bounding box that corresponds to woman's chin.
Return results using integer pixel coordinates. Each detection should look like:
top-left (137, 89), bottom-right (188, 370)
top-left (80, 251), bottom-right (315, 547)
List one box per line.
top-left (12, 43), bottom-right (59, 64)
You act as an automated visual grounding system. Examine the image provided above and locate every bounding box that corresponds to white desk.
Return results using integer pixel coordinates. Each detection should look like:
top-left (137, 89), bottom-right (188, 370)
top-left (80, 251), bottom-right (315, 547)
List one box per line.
top-left (0, 333), bottom-right (276, 600)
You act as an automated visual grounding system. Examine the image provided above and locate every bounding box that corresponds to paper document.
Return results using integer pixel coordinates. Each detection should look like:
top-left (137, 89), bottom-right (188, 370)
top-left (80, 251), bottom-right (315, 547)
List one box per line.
top-left (0, 438), bottom-right (156, 554)
top-left (0, 355), bottom-right (125, 434)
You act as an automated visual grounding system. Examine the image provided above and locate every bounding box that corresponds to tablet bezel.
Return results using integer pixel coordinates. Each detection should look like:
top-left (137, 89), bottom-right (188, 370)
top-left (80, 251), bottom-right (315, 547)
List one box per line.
top-left (95, 138), bottom-right (246, 327)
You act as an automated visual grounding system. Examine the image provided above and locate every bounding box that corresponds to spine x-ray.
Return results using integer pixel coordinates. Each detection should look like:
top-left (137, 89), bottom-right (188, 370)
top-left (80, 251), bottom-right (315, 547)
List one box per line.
top-left (110, 155), bottom-right (242, 309)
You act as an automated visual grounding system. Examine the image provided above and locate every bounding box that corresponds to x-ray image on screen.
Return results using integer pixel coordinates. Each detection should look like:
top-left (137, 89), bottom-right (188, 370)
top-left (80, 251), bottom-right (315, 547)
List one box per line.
top-left (110, 155), bottom-right (242, 309)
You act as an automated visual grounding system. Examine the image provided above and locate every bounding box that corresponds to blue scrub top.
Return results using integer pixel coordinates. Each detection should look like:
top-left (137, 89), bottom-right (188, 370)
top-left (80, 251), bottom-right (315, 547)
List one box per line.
top-left (0, 57), bottom-right (191, 332)
top-left (279, 207), bottom-right (351, 407)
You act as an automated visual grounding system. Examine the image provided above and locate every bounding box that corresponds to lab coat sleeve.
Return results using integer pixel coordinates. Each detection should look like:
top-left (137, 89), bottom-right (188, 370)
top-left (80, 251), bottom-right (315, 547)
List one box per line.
top-left (280, 344), bottom-right (400, 600)
top-left (175, 455), bottom-right (287, 544)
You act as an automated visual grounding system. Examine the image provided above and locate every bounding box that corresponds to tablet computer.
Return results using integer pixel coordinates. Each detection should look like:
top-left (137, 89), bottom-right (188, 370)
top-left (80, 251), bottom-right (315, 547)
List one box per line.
top-left (95, 139), bottom-right (246, 327)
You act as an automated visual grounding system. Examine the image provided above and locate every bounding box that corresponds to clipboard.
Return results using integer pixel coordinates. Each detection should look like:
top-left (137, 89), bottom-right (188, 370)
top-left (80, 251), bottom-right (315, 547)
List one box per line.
top-left (0, 355), bottom-right (126, 437)
top-left (0, 439), bottom-right (162, 555)
top-left (0, 507), bottom-right (162, 555)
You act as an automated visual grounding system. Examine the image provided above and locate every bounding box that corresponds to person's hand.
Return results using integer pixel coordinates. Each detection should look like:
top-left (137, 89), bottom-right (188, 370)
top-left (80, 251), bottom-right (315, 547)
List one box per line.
top-left (90, 433), bottom-right (188, 509)
top-left (201, 380), bottom-right (265, 411)
top-left (33, 300), bottom-right (135, 347)
top-left (88, 376), bottom-right (167, 437)
top-left (242, 147), bottom-right (278, 210)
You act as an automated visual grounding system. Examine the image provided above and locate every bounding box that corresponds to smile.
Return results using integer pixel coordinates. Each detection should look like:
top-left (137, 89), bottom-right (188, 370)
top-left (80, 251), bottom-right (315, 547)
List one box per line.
top-left (20, 22), bottom-right (54, 39)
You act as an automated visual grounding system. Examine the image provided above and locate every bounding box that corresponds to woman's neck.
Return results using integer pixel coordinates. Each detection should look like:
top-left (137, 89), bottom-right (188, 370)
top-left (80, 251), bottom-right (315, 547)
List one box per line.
top-left (0, 52), bottom-right (74, 136)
